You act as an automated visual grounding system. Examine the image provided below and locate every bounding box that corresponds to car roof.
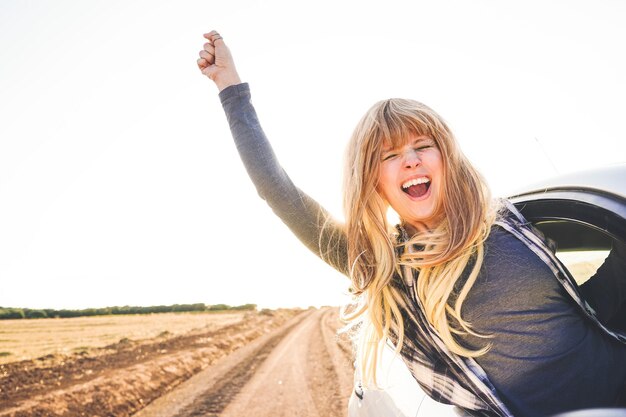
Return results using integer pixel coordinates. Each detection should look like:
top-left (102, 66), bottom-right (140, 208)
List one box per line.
top-left (508, 163), bottom-right (626, 200)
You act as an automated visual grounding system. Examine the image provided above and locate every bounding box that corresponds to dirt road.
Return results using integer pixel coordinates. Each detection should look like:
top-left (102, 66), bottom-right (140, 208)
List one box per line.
top-left (135, 307), bottom-right (355, 417)
top-left (0, 307), bottom-right (355, 417)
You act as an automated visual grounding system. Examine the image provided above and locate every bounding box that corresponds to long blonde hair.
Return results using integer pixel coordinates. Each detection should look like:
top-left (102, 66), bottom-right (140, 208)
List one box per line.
top-left (341, 98), bottom-right (497, 385)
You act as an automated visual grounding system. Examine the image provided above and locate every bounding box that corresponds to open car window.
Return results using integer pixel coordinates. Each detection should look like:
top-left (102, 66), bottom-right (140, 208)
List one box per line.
top-left (513, 189), bottom-right (626, 331)
top-left (556, 248), bottom-right (610, 285)
top-left (532, 220), bottom-right (613, 285)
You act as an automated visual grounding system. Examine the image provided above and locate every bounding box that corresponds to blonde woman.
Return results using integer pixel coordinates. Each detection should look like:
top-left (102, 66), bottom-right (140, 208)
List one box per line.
top-left (197, 31), bottom-right (626, 417)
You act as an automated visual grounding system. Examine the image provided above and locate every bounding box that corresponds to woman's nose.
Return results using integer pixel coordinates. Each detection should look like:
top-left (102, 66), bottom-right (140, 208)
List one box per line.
top-left (403, 149), bottom-right (421, 168)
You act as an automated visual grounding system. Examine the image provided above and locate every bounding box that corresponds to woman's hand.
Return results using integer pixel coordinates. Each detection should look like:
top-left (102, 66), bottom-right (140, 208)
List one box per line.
top-left (197, 30), bottom-right (242, 92)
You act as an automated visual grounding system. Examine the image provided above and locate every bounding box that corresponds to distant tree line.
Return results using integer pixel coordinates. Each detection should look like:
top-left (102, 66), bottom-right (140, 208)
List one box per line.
top-left (0, 303), bottom-right (257, 320)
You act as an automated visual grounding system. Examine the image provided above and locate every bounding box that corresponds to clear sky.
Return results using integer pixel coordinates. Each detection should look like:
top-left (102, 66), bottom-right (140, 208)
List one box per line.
top-left (1, 0), bottom-right (624, 310)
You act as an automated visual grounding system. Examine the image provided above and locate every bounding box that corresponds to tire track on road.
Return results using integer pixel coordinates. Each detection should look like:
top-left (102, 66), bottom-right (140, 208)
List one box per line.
top-left (319, 308), bottom-right (355, 399)
top-left (306, 308), bottom-right (354, 417)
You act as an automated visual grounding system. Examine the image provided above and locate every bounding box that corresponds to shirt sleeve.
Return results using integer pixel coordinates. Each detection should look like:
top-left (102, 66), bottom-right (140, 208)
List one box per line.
top-left (219, 83), bottom-right (349, 275)
top-left (579, 239), bottom-right (626, 327)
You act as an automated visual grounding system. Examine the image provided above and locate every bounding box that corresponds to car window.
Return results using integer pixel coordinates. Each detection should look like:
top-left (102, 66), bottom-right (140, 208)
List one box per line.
top-left (534, 218), bottom-right (626, 332)
top-left (533, 219), bottom-right (615, 285)
top-left (554, 248), bottom-right (610, 285)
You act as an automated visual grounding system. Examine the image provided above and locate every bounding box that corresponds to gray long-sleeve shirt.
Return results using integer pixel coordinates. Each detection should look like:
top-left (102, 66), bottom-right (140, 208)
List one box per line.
top-left (218, 82), bottom-right (626, 416)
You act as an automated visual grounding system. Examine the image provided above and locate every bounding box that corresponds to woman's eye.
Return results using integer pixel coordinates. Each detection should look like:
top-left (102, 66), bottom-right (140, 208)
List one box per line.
top-left (415, 145), bottom-right (431, 151)
top-left (382, 153), bottom-right (397, 161)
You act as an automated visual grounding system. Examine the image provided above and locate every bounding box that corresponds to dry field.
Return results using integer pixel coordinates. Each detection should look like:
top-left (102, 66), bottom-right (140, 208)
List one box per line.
top-left (0, 311), bottom-right (246, 364)
top-left (1, 308), bottom-right (346, 417)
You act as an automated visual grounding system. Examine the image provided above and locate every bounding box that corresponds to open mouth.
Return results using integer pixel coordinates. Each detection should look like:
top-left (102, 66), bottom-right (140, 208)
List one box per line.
top-left (402, 177), bottom-right (431, 198)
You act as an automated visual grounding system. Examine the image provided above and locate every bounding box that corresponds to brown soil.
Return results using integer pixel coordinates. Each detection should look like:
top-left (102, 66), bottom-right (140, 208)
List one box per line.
top-left (0, 307), bottom-right (355, 417)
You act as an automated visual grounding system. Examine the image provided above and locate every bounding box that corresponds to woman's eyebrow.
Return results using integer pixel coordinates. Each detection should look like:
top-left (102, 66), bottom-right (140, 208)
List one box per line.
top-left (382, 137), bottom-right (432, 153)
top-left (411, 137), bottom-right (433, 145)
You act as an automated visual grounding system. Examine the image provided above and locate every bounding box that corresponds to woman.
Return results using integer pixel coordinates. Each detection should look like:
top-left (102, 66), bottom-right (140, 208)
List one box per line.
top-left (197, 31), bottom-right (626, 417)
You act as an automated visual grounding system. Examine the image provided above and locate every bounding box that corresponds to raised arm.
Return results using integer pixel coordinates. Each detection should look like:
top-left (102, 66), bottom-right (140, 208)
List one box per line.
top-left (197, 31), bottom-right (349, 275)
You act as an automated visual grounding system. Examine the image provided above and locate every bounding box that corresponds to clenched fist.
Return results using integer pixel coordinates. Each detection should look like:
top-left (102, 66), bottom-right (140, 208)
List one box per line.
top-left (197, 30), bottom-right (241, 92)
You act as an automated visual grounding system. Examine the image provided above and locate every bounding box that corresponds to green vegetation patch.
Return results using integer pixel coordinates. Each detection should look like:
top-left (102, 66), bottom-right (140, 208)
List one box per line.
top-left (0, 303), bottom-right (257, 320)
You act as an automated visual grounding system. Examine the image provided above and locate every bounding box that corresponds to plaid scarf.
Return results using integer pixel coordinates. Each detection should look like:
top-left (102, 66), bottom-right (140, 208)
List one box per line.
top-left (391, 199), bottom-right (625, 416)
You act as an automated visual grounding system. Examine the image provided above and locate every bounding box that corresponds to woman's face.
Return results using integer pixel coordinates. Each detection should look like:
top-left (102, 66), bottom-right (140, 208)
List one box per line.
top-left (377, 135), bottom-right (444, 231)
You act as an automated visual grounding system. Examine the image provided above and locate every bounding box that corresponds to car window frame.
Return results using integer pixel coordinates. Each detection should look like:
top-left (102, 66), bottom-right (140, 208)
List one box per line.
top-left (510, 187), bottom-right (626, 245)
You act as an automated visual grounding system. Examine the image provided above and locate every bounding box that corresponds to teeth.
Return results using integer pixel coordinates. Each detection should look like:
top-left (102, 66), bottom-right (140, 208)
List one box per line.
top-left (402, 177), bottom-right (430, 189)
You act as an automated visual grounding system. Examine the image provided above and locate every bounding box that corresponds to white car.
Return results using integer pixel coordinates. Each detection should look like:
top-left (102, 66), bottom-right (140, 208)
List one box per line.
top-left (348, 164), bottom-right (626, 417)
